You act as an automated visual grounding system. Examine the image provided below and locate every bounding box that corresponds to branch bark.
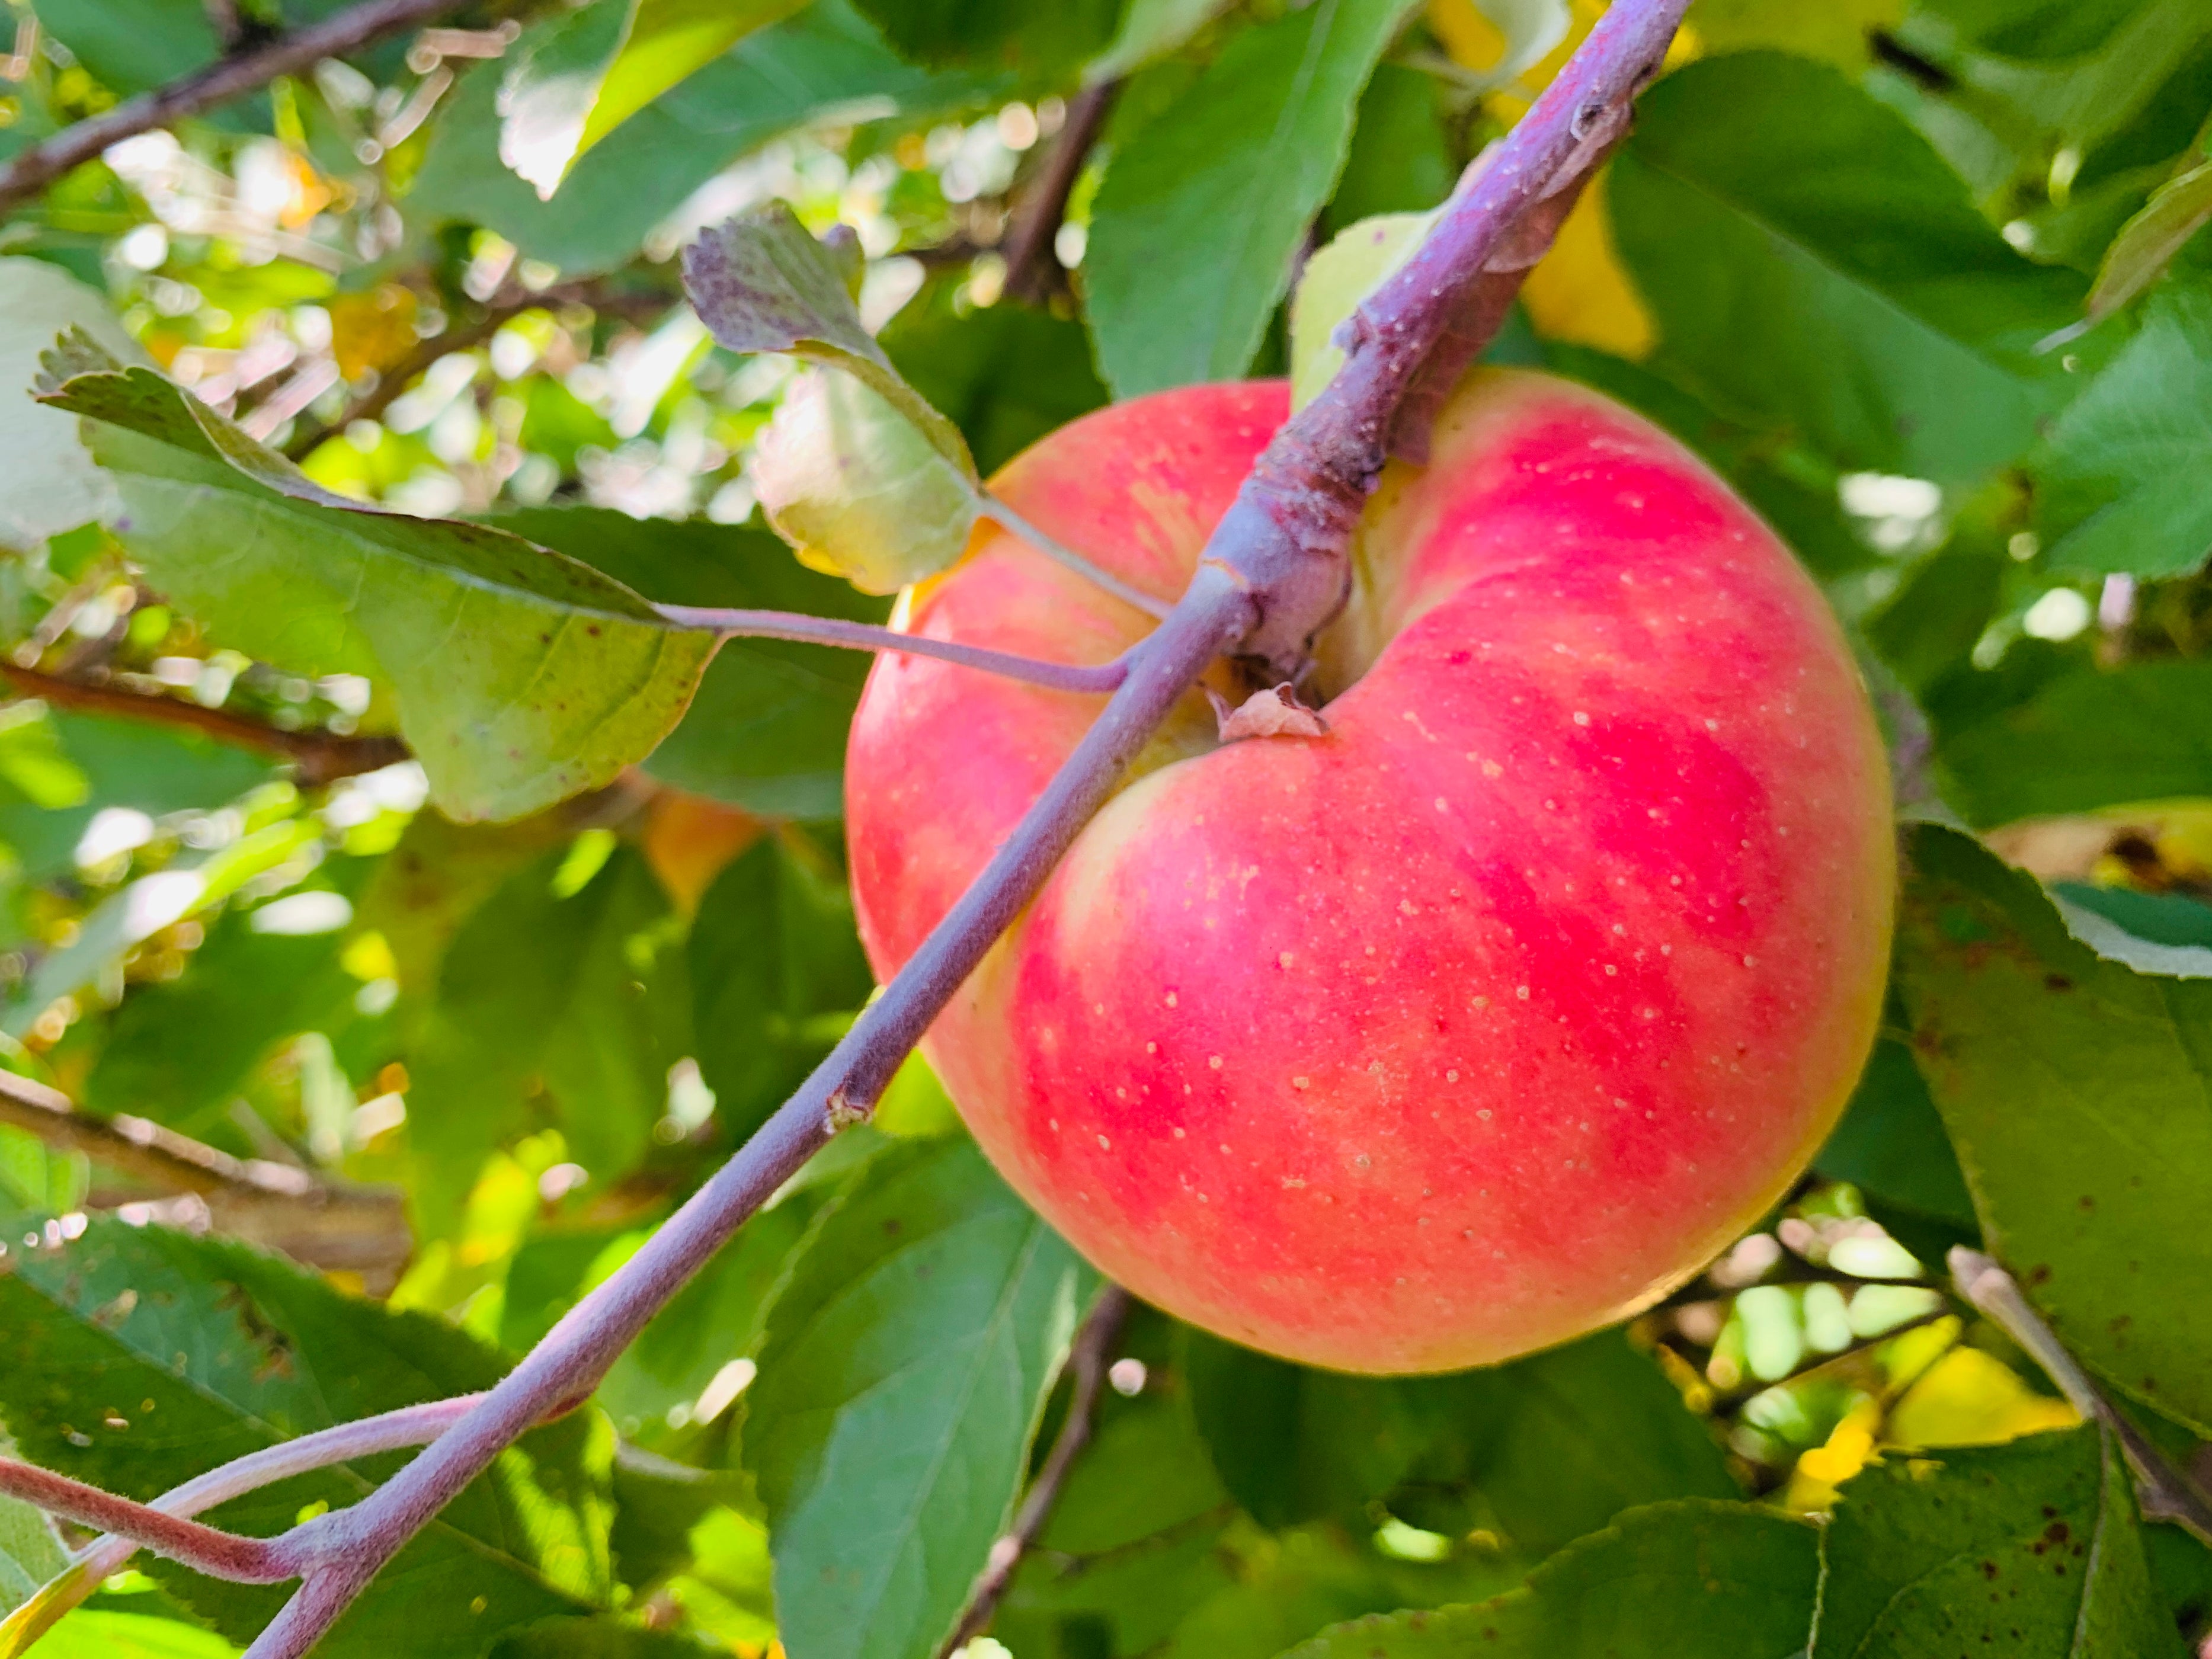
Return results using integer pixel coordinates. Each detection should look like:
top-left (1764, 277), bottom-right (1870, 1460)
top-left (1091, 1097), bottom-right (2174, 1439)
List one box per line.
top-left (0, 1068), bottom-right (409, 1285)
top-left (941, 1286), bottom-right (1133, 1656)
top-left (2, 664), bottom-right (409, 787)
top-left (0, 0), bottom-right (478, 213)
top-left (0, 3), bottom-right (1695, 1647)
top-left (1001, 80), bottom-right (1119, 306)
top-left (1951, 1248), bottom-right (2212, 1546)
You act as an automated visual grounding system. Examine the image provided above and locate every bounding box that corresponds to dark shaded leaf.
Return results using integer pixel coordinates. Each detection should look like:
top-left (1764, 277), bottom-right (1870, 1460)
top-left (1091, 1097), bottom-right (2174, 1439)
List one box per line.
top-left (743, 1136), bottom-right (1095, 1659)
top-left (1813, 1425), bottom-right (2175, 1658)
top-left (1284, 1500), bottom-right (1819, 1659)
top-left (1896, 825), bottom-right (2212, 1433)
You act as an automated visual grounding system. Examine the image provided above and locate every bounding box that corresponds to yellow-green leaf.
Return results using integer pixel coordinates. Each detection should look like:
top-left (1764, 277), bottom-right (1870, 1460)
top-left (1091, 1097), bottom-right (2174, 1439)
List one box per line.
top-left (753, 367), bottom-right (981, 595)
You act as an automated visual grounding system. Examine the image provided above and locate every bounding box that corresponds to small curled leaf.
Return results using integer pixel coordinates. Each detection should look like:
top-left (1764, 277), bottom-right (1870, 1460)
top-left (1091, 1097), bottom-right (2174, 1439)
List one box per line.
top-left (683, 206), bottom-right (974, 479)
top-left (753, 367), bottom-right (981, 595)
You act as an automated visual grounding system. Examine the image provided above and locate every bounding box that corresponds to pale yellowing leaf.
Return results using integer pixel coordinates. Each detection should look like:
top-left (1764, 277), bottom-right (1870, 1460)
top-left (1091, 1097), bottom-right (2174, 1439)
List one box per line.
top-left (1289, 209), bottom-right (1439, 409)
top-left (753, 368), bottom-right (981, 595)
top-left (2085, 157), bottom-right (2212, 326)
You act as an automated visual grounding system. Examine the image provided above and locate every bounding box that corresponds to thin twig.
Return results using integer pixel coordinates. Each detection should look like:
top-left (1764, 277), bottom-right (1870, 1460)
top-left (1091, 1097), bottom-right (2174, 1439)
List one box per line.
top-left (1001, 80), bottom-right (1120, 305)
top-left (655, 604), bottom-right (1134, 694)
top-left (281, 277), bottom-right (671, 459)
top-left (0, 1400), bottom-right (480, 1650)
top-left (0, 1068), bottom-right (409, 1283)
top-left (1951, 1248), bottom-right (2212, 1546)
top-left (2, 664), bottom-right (408, 786)
top-left (0, 1461), bottom-right (303, 1582)
top-left (978, 495), bottom-right (1172, 620)
top-left (0, 0), bottom-right (477, 212)
top-left (941, 1286), bottom-right (1132, 1656)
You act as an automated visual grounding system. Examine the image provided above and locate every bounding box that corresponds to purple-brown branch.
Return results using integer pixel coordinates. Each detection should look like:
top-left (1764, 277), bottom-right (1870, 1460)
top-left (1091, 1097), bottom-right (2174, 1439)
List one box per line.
top-left (0, 3), bottom-right (1694, 1650)
top-left (0, 0), bottom-right (477, 213)
top-left (658, 604), bottom-right (1134, 694)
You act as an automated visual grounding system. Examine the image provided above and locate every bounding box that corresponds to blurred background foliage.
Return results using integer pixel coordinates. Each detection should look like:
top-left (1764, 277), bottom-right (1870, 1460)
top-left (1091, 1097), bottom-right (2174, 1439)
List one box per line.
top-left (0, 0), bottom-right (2206, 1654)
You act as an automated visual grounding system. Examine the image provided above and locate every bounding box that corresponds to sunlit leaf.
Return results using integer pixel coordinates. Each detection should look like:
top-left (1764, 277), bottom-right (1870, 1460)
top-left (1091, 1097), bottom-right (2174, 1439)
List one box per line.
top-left (0, 260), bottom-right (140, 549)
top-left (752, 367), bottom-right (981, 594)
top-left (37, 340), bottom-right (713, 822)
top-left (499, 0), bottom-right (808, 196)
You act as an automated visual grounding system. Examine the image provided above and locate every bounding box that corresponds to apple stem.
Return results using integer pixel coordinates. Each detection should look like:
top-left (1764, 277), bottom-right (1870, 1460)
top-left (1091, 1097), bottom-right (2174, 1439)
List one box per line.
top-left (656, 602), bottom-right (1134, 694)
top-left (7, 1), bottom-right (1708, 1645)
top-left (977, 494), bottom-right (1176, 619)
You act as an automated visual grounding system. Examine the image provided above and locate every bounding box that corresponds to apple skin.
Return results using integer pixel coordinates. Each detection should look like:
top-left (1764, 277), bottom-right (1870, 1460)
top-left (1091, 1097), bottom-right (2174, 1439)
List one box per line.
top-left (846, 370), bottom-right (1893, 1374)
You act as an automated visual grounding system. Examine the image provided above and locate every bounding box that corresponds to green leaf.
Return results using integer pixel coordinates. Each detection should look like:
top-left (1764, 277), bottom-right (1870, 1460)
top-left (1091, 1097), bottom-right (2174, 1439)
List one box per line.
top-left (2052, 882), bottom-right (2212, 976)
top-left (682, 204), bottom-right (974, 476)
top-left (0, 709), bottom-right (273, 886)
top-left (1611, 51), bottom-right (2083, 485)
top-left (1685, 0), bottom-right (1900, 66)
top-left (2085, 158), bottom-right (2212, 322)
top-left (1283, 1500), bottom-right (1819, 1659)
top-left (0, 1494), bottom-right (64, 1618)
top-left (1086, 0), bottom-right (1234, 82)
top-left (83, 902), bottom-right (358, 1136)
top-left (406, 1), bottom-right (983, 278)
top-left (38, 348), bottom-right (713, 823)
top-left (689, 838), bottom-right (872, 1144)
top-left (1185, 1328), bottom-right (1734, 1556)
top-left (1815, 1037), bottom-right (1979, 1232)
top-left (881, 290), bottom-right (1109, 476)
top-left (1323, 62), bottom-right (1453, 233)
top-left (0, 258), bottom-right (141, 549)
top-left (32, 1609), bottom-right (241, 1659)
top-left (0, 1210), bottom-right (612, 1652)
top-left (1896, 825), bottom-right (2212, 1433)
top-left (489, 1614), bottom-right (721, 1657)
top-left (1084, 0), bottom-right (1415, 399)
top-left (2037, 285), bottom-right (2212, 579)
top-left (753, 367), bottom-right (983, 594)
top-left (743, 1135), bottom-right (1096, 1659)
top-left (500, 0), bottom-right (809, 196)
top-left (485, 506), bottom-right (888, 816)
top-left (405, 846), bottom-right (686, 1237)
top-left (1813, 1425), bottom-right (2175, 1658)
top-left (1933, 656), bottom-right (2212, 826)
top-left (846, 0), bottom-right (1118, 68)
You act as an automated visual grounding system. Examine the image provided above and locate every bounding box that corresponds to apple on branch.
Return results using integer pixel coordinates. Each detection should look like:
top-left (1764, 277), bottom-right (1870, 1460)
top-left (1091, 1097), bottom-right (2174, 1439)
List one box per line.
top-left (847, 369), bottom-right (1893, 1374)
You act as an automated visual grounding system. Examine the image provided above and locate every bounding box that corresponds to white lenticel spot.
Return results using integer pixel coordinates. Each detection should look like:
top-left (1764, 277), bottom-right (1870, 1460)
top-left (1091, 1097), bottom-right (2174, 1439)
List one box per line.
top-left (1097, 1134), bottom-right (1111, 1149)
top-left (1173, 1126), bottom-right (1186, 1139)
top-left (1208, 1055), bottom-right (1224, 1069)
top-left (1293, 1077), bottom-right (1310, 1089)
top-left (1164, 991), bottom-right (1178, 1007)
top-left (1573, 711), bottom-right (1590, 726)
top-left (1446, 1069), bottom-right (1459, 1082)
top-left (1516, 985), bottom-right (1531, 1000)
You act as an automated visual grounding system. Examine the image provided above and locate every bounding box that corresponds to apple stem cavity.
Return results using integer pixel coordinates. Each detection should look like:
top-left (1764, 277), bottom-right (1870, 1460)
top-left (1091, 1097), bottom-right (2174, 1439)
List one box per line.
top-left (657, 601), bottom-right (1136, 694)
top-left (12, 2), bottom-right (1705, 1649)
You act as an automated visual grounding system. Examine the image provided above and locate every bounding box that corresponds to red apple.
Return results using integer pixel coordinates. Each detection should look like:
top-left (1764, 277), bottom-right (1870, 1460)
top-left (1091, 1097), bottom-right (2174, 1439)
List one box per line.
top-left (845, 371), bottom-right (1893, 1374)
